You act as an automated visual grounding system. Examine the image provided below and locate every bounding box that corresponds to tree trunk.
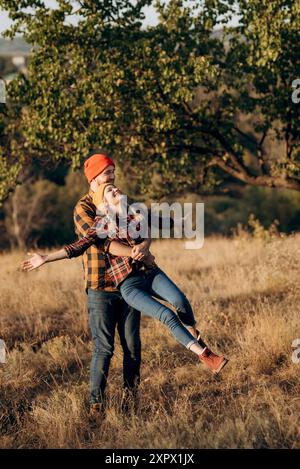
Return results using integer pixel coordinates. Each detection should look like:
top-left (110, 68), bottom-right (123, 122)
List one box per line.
top-left (11, 186), bottom-right (26, 250)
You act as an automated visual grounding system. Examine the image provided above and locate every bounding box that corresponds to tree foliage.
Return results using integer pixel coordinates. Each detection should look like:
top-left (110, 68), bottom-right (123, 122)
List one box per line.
top-left (0, 0), bottom-right (299, 204)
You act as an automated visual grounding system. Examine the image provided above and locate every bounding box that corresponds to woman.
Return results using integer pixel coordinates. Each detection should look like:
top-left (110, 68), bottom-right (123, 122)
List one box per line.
top-left (22, 182), bottom-right (228, 374)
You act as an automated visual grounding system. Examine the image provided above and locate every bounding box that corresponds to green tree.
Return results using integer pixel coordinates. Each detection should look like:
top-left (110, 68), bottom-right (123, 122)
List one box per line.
top-left (0, 0), bottom-right (299, 204)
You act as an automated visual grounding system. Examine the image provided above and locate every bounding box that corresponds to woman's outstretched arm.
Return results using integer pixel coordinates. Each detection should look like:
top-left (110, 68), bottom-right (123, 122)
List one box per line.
top-left (21, 214), bottom-right (106, 272)
top-left (21, 248), bottom-right (69, 271)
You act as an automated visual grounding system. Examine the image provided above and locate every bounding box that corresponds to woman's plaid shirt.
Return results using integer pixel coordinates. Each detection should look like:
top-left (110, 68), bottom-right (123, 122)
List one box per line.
top-left (66, 195), bottom-right (155, 288)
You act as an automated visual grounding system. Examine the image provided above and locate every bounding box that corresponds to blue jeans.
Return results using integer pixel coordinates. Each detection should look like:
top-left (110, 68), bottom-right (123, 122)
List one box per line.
top-left (87, 289), bottom-right (141, 405)
top-left (119, 267), bottom-right (198, 348)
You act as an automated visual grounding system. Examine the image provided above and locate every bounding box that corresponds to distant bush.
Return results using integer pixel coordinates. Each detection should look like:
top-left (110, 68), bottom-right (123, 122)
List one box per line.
top-left (203, 186), bottom-right (300, 236)
top-left (1, 171), bottom-right (300, 250)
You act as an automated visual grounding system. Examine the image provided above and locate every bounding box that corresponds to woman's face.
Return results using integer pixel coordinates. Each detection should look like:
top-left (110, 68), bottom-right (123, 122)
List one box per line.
top-left (104, 184), bottom-right (123, 207)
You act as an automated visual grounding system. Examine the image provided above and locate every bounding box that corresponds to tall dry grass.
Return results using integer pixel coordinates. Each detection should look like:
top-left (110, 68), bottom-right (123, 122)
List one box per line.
top-left (0, 234), bottom-right (300, 448)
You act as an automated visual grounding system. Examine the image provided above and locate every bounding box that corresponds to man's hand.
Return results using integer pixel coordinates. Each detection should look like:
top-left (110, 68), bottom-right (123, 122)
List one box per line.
top-left (21, 252), bottom-right (47, 272)
top-left (143, 253), bottom-right (156, 268)
top-left (131, 243), bottom-right (150, 261)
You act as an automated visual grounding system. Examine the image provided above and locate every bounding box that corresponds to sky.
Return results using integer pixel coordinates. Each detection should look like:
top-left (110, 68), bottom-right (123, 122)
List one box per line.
top-left (0, 1), bottom-right (240, 35)
top-left (0, 10), bottom-right (11, 33)
top-left (0, 2), bottom-right (159, 33)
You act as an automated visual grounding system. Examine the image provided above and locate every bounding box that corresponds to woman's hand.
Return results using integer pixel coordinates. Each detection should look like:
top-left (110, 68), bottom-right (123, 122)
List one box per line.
top-left (21, 252), bottom-right (48, 272)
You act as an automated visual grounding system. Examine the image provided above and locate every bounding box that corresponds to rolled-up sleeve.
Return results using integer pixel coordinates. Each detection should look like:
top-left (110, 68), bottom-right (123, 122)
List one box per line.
top-left (64, 226), bottom-right (98, 258)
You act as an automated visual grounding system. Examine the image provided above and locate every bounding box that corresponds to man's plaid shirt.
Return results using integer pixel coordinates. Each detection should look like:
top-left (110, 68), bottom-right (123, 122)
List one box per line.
top-left (70, 190), bottom-right (117, 293)
top-left (66, 195), bottom-right (156, 289)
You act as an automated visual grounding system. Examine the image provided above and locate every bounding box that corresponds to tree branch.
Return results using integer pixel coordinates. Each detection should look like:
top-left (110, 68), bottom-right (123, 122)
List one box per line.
top-left (207, 155), bottom-right (300, 191)
top-left (232, 125), bottom-right (258, 147)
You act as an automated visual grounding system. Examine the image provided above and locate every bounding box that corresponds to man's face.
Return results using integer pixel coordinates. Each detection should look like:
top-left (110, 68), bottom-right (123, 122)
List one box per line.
top-left (92, 165), bottom-right (115, 188)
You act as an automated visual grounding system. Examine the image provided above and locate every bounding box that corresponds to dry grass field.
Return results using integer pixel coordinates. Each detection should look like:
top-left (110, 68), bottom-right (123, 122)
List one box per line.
top-left (0, 234), bottom-right (300, 448)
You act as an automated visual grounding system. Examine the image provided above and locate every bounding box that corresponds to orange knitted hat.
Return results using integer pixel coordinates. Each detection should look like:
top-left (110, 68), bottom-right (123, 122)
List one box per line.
top-left (84, 153), bottom-right (115, 183)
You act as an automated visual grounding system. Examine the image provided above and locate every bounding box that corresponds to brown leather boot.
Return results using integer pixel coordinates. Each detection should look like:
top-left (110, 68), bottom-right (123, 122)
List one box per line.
top-left (89, 402), bottom-right (105, 417)
top-left (199, 347), bottom-right (228, 374)
top-left (189, 328), bottom-right (229, 374)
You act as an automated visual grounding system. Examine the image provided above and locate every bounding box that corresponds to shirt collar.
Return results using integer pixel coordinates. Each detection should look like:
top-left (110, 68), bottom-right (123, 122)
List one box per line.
top-left (87, 188), bottom-right (94, 199)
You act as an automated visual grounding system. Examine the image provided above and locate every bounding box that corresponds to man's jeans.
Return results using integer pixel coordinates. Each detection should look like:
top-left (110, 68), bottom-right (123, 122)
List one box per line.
top-left (119, 267), bottom-right (197, 348)
top-left (87, 289), bottom-right (141, 405)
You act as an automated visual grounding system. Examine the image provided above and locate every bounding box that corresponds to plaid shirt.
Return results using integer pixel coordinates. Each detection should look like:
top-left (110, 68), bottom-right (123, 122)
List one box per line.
top-left (70, 190), bottom-right (117, 293)
top-left (65, 200), bottom-right (156, 288)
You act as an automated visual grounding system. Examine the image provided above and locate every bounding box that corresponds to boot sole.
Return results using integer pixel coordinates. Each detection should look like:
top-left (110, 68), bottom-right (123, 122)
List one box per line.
top-left (213, 357), bottom-right (229, 374)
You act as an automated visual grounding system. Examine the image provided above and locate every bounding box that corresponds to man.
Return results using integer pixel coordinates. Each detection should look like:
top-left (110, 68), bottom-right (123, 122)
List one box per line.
top-left (76, 150), bottom-right (151, 414)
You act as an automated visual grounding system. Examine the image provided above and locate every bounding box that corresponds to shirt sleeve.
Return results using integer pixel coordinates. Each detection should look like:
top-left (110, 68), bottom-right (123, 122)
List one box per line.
top-left (65, 203), bottom-right (110, 258)
top-left (73, 199), bottom-right (97, 238)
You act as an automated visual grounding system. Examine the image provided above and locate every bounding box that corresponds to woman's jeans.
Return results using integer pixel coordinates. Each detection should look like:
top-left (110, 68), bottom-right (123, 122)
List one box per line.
top-left (87, 289), bottom-right (141, 405)
top-left (119, 267), bottom-right (198, 349)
